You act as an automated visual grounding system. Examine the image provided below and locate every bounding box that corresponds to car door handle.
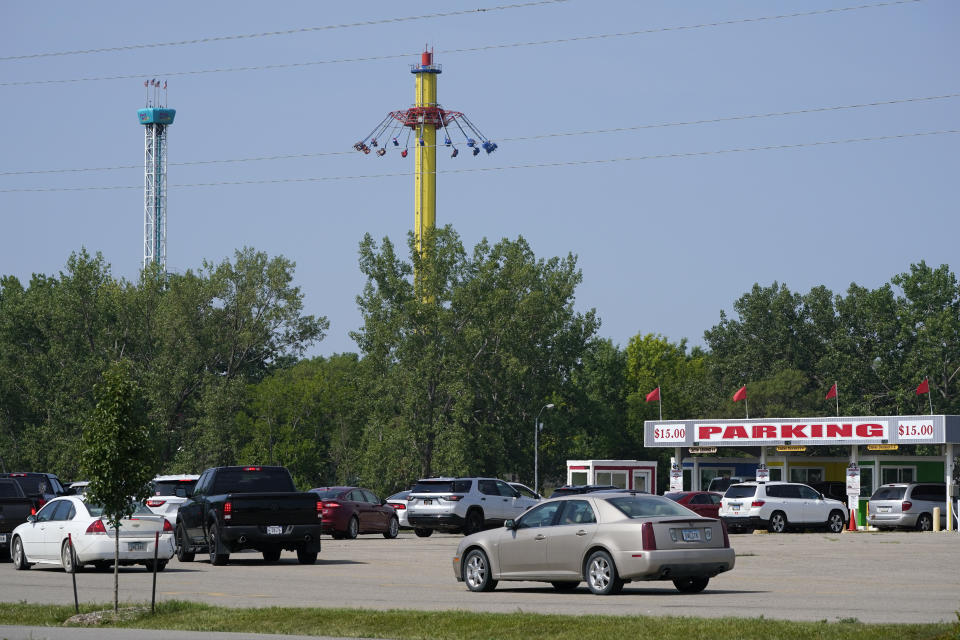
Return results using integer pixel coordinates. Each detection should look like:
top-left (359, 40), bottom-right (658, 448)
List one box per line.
top-left (534, 534), bottom-right (546, 540)
top-left (576, 530), bottom-right (588, 536)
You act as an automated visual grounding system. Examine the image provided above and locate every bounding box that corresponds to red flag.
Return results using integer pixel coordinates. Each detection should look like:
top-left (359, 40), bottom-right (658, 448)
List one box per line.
top-left (916, 378), bottom-right (929, 395)
top-left (645, 387), bottom-right (660, 403)
top-left (163, 80), bottom-right (167, 90)
top-left (825, 383), bottom-right (837, 400)
top-left (732, 385), bottom-right (747, 402)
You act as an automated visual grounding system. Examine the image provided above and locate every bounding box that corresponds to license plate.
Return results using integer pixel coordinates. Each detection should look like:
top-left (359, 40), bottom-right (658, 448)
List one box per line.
top-left (423, 499), bottom-right (433, 505)
top-left (267, 526), bottom-right (282, 535)
top-left (878, 506), bottom-right (891, 513)
top-left (681, 528), bottom-right (701, 542)
top-left (128, 541), bottom-right (145, 551)
top-left (731, 504), bottom-right (740, 512)
top-left (0, 534), bottom-right (7, 544)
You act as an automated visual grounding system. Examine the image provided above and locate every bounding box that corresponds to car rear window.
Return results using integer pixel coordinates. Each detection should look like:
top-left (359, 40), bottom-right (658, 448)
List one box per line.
top-left (0, 480), bottom-right (24, 498)
top-left (310, 489), bottom-right (344, 499)
top-left (7, 476), bottom-right (47, 496)
top-left (663, 492), bottom-right (684, 501)
top-left (411, 480), bottom-right (471, 493)
top-left (211, 468), bottom-right (296, 494)
top-left (605, 496), bottom-right (693, 518)
top-left (724, 485), bottom-right (757, 499)
top-left (871, 486), bottom-right (906, 500)
top-left (153, 479), bottom-right (198, 496)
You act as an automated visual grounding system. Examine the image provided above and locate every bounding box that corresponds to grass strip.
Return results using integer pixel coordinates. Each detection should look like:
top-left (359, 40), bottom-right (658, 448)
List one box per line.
top-left (0, 601), bottom-right (955, 640)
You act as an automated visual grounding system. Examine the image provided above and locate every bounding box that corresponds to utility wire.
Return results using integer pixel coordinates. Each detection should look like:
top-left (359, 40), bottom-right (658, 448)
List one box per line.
top-left (0, 1), bottom-right (569, 62)
top-left (0, 0), bottom-right (923, 87)
top-left (3, 92), bottom-right (955, 177)
top-left (1, 129), bottom-right (954, 193)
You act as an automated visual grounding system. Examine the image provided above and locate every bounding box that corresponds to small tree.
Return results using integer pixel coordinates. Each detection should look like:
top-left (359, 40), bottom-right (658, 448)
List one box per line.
top-left (80, 359), bottom-right (157, 612)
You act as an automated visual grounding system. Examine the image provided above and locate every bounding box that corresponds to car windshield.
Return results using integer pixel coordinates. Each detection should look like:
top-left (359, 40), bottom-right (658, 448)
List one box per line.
top-left (663, 492), bottom-right (685, 501)
top-left (153, 479), bottom-right (197, 496)
top-left (310, 489), bottom-right (344, 499)
top-left (411, 480), bottom-right (471, 493)
top-left (871, 486), bottom-right (906, 500)
top-left (605, 495), bottom-right (694, 518)
top-left (387, 491), bottom-right (409, 501)
top-left (724, 485), bottom-right (757, 499)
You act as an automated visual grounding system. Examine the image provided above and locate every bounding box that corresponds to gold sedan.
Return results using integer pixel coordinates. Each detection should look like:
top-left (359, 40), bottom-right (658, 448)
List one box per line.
top-left (452, 492), bottom-right (735, 595)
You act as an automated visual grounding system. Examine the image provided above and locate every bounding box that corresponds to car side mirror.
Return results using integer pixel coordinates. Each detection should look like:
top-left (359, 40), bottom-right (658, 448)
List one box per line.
top-left (184, 487), bottom-right (194, 498)
top-left (26, 514), bottom-right (36, 523)
top-left (504, 519), bottom-right (516, 530)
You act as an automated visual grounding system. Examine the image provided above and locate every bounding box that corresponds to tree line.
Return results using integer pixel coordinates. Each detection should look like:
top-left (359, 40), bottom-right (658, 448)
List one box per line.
top-left (0, 228), bottom-right (956, 495)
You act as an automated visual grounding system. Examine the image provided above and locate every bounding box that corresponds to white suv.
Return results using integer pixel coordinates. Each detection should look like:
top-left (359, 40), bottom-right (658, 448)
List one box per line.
top-left (718, 481), bottom-right (848, 533)
top-left (406, 477), bottom-right (539, 537)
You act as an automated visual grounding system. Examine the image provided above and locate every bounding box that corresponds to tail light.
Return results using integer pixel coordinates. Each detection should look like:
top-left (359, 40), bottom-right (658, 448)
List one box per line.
top-left (720, 520), bottom-right (730, 548)
top-left (146, 499), bottom-right (167, 507)
top-left (324, 501), bottom-right (341, 509)
top-left (86, 519), bottom-right (107, 535)
top-left (390, 502), bottom-right (406, 510)
top-left (902, 500), bottom-right (912, 512)
top-left (641, 521), bottom-right (657, 551)
top-left (751, 500), bottom-right (765, 508)
top-left (243, 467), bottom-right (261, 471)
top-left (30, 507), bottom-right (36, 516)
top-left (444, 495), bottom-right (462, 501)
top-left (162, 519), bottom-right (174, 532)
top-left (224, 501), bottom-right (232, 521)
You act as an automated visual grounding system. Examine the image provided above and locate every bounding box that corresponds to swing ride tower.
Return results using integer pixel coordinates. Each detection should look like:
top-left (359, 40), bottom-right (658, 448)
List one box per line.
top-left (412, 51), bottom-right (440, 257)
top-left (355, 49), bottom-right (497, 258)
top-left (138, 80), bottom-right (175, 272)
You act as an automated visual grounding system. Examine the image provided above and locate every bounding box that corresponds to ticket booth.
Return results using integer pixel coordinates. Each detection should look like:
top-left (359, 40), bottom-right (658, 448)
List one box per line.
top-left (566, 459), bottom-right (658, 494)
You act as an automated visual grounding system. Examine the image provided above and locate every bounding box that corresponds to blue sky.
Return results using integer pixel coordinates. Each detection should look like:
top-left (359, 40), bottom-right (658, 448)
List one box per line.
top-left (2, 1), bottom-right (957, 356)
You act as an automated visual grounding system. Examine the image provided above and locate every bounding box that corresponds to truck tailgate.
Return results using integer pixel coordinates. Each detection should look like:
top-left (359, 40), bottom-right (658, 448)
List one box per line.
top-left (225, 493), bottom-right (319, 527)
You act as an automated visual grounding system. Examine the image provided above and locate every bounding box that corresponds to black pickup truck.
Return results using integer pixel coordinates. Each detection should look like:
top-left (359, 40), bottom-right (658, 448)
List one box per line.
top-left (0, 478), bottom-right (35, 559)
top-left (174, 466), bottom-right (321, 566)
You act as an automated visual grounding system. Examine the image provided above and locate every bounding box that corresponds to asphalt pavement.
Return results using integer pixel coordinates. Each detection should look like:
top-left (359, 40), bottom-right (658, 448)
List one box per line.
top-left (0, 528), bottom-right (957, 631)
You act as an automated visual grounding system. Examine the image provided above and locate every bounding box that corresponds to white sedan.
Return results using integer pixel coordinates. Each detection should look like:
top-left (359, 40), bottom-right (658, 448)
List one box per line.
top-left (11, 496), bottom-right (175, 572)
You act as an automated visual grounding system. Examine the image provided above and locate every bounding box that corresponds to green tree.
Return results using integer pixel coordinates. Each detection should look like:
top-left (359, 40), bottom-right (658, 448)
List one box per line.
top-left (352, 226), bottom-right (599, 490)
top-left (79, 359), bottom-right (157, 612)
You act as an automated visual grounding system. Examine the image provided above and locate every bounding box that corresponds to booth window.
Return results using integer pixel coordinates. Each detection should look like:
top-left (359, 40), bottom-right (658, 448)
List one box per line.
top-left (570, 471), bottom-right (588, 485)
top-left (881, 466), bottom-right (915, 484)
top-left (700, 468), bottom-right (735, 490)
top-left (789, 467), bottom-right (824, 484)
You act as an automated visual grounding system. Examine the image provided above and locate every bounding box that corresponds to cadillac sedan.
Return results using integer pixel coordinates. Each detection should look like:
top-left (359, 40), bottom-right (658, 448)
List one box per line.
top-left (11, 496), bottom-right (175, 573)
top-left (452, 492), bottom-right (734, 595)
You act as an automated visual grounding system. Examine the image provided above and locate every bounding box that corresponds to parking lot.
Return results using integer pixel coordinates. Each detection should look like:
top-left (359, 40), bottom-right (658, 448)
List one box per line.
top-left (1, 529), bottom-right (957, 624)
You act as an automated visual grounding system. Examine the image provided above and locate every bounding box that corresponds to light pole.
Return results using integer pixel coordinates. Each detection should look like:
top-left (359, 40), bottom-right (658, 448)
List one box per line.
top-left (534, 403), bottom-right (555, 496)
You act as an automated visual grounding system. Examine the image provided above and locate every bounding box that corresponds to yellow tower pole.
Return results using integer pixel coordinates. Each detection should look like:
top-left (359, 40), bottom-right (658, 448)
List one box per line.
top-left (413, 51), bottom-right (440, 259)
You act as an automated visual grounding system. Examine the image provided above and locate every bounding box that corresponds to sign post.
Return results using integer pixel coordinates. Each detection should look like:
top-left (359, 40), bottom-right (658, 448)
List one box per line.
top-left (755, 464), bottom-right (769, 483)
top-left (669, 464), bottom-right (683, 492)
top-left (846, 464), bottom-right (861, 531)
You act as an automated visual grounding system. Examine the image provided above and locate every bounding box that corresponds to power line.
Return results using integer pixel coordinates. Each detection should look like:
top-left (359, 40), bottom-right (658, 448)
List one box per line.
top-left (2, 129), bottom-right (954, 193)
top-left (0, 0), bottom-right (923, 87)
top-left (3, 92), bottom-right (955, 177)
top-left (0, 1), bottom-right (569, 62)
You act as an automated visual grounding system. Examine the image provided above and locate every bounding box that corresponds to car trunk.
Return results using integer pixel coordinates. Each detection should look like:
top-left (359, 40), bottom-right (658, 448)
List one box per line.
top-left (647, 517), bottom-right (727, 551)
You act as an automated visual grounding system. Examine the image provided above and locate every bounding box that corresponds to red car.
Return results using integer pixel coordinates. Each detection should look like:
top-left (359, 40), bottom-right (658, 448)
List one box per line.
top-left (663, 491), bottom-right (723, 518)
top-left (310, 486), bottom-right (399, 539)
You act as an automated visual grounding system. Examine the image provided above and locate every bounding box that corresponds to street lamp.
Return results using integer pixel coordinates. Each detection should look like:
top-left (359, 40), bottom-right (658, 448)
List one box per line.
top-left (534, 403), bottom-right (555, 496)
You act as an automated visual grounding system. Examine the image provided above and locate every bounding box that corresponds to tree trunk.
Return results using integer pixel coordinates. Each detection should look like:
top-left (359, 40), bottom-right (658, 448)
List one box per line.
top-left (114, 525), bottom-right (119, 612)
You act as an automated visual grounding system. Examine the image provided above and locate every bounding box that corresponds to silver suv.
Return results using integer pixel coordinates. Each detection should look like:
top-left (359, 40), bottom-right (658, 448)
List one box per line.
top-left (866, 483), bottom-right (947, 531)
top-left (406, 477), bottom-right (539, 537)
top-left (718, 481), bottom-right (849, 533)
